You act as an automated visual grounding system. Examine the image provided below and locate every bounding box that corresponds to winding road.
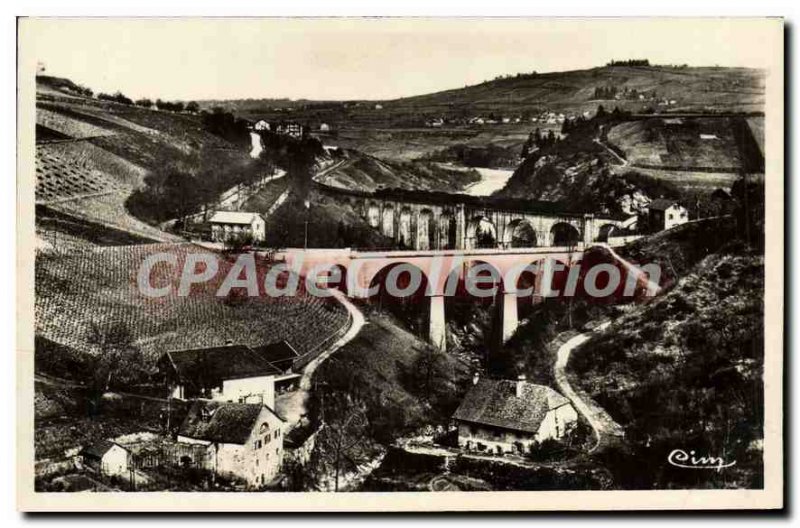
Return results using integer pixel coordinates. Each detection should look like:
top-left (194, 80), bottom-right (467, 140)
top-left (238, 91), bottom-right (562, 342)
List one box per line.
top-left (275, 278), bottom-right (366, 430)
top-left (553, 322), bottom-right (625, 452)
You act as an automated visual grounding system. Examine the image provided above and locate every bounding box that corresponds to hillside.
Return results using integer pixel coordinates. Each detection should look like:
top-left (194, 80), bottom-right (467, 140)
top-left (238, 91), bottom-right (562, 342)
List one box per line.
top-left (35, 242), bottom-right (350, 364)
top-left (387, 65), bottom-right (764, 115)
top-left (35, 76), bottom-right (251, 241)
top-left (569, 246), bottom-right (763, 489)
top-left (314, 151), bottom-right (480, 192)
top-left (209, 65), bottom-right (764, 130)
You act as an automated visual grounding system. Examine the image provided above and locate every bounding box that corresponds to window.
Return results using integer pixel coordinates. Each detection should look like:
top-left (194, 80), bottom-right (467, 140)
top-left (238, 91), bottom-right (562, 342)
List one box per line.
top-left (255, 440), bottom-right (262, 449)
top-left (668, 214), bottom-right (674, 220)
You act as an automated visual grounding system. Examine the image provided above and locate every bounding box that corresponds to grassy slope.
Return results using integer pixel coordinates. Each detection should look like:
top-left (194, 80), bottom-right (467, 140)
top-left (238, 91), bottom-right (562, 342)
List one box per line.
top-left (389, 66), bottom-right (764, 113)
top-left (311, 311), bottom-right (471, 443)
top-left (212, 66), bottom-right (764, 125)
top-left (35, 82), bottom-right (249, 239)
top-left (568, 222), bottom-right (764, 489)
top-left (317, 151), bottom-right (481, 192)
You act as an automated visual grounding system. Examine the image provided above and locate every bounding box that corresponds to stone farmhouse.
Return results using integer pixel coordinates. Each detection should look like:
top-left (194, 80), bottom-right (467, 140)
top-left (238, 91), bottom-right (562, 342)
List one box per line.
top-left (177, 400), bottom-right (285, 488)
top-left (208, 211), bottom-right (266, 243)
top-left (453, 376), bottom-right (578, 455)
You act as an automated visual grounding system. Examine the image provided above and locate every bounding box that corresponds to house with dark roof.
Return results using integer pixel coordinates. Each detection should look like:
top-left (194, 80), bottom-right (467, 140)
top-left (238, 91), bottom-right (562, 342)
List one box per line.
top-left (645, 198), bottom-right (689, 232)
top-left (452, 376), bottom-right (578, 455)
top-left (208, 211), bottom-right (266, 243)
top-left (177, 400), bottom-right (286, 488)
top-left (158, 343), bottom-right (292, 407)
top-left (79, 440), bottom-right (130, 477)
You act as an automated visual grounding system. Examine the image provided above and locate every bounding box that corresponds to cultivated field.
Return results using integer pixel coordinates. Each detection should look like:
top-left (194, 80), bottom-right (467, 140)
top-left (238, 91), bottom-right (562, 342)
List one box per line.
top-left (607, 117), bottom-right (744, 172)
top-left (35, 243), bottom-right (350, 362)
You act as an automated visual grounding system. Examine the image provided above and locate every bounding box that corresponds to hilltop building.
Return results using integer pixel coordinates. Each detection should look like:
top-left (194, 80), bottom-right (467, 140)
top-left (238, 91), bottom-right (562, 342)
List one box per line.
top-left (645, 199), bottom-right (689, 232)
top-left (208, 211), bottom-right (266, 243)
top-left (177, 400), bottom-right (285, 488)
top-left (453, 376), bottom-right (578, 455)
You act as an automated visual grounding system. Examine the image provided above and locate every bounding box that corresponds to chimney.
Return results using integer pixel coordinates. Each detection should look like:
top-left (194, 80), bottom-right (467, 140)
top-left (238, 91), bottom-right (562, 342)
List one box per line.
top-left (472, 372), bottom-right (480, 386)
top-left (516, 374), bottom-right (526, 398)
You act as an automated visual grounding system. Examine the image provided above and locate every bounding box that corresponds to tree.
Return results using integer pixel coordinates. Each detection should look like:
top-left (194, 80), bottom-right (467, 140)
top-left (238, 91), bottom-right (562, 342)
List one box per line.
top-left (315, 393), bottom-right (370, 492)
top-left (135, 98), bottom-right (153, 108)
top-left (86, 321), bottom-right (149, 394)
top-left (186, 101), bottom-right (200, 113)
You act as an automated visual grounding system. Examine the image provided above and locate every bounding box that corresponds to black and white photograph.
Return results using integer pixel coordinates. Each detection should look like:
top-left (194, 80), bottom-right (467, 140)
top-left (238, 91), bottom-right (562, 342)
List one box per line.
top-left (16, 16), bottom-right (783, 512)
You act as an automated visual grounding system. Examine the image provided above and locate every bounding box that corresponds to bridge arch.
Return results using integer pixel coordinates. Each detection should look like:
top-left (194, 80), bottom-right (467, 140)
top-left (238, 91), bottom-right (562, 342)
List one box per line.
top-left (550, 222), bottom-right (581, 247)
top-left (398, 208), bottom-right (413, 249)
top-left (596, 223), bottom-right (618, 243)
top-left (417, 209), bottom-right (436, 251)
top-left (366, 202), bottom-right (381, 228)
top-left (437, 212), bottom-right (457, 250)
top-left (381, 205), bottom-right (395, 238)
top-left (503, 218), bottom-right (538, 248)
top-left (465, 216), bottom-right (498, 250)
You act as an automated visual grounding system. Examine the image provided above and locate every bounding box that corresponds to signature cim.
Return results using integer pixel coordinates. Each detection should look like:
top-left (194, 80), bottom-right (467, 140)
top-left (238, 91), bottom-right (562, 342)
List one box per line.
top-left (667, 449), bottom-right (736, 471)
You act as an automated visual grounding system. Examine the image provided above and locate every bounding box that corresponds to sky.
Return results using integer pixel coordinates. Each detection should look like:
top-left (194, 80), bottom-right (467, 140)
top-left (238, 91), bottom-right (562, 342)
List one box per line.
top-left (23, 18), bottom-right (777, 102)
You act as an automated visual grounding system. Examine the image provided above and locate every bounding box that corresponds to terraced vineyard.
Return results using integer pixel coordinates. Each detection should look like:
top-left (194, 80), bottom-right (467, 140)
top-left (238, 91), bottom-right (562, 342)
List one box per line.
top-left (35, 147), bottom-right (123, 204)
top-left (35, 243), bottom-right (350, 362)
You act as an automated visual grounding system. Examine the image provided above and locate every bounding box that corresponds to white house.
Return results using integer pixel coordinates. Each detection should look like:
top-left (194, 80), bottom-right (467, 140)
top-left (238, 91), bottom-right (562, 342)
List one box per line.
top-left (209, 211), bottom-right (266, 243)
top-left (177, 401), bottom-right (286, 488)
top-left (253, 120), bottom-right (271, 132)
top-left (319, 123), bottom-right (331, 132)
top-left (646, 198), bottom-right (689, 232)
top-left (453, 376), bottom-right (578, 455)
top-left (79, 441), bottom-right (129, 477)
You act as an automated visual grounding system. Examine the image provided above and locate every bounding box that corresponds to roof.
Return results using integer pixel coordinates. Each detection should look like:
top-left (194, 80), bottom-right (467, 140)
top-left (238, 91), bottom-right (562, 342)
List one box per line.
top-left (209, 211), bottom-right (262, 225)
top-left (79, 440), bottom-right (123, 459)
top-left (250, 340), bottom-right (299, 372)
top-left (648, 198), bottom-right (683, 211)
top-left (178, 400), bottom-right (283, 445)
top-left (453, 379), bottom-right (571, 434)
top-left (161, 344), bottom-right (283, 388)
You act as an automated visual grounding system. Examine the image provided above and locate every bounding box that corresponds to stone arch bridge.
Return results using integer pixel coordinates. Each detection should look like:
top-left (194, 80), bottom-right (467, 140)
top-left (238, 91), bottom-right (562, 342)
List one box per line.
top-left (277, 244), bottom-right (653, 353)
top-left (316, 183), bottom-right (627, 250)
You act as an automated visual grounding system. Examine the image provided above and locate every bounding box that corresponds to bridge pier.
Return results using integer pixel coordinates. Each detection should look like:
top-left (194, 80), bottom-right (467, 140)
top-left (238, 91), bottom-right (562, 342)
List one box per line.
top-left (500, 289), bottom-right (519, 343)
top-left (429, 295), bottom-right (447, 352)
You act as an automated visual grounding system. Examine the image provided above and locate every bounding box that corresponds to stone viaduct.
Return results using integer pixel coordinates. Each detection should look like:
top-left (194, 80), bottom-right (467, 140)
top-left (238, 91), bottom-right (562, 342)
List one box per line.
top-left (277, 245), bottom-right (647, 353)
top-left (315, 183), bottom-right (627, 251)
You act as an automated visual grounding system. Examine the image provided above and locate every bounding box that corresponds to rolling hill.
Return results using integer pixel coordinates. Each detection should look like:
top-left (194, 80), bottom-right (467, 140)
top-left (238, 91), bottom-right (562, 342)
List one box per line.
top-left (206, 65), bottom-right (764, 129)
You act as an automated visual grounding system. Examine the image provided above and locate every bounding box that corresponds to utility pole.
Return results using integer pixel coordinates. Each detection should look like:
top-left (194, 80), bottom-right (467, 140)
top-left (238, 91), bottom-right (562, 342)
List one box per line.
top-left (304, 199), bottom-right (310, 250)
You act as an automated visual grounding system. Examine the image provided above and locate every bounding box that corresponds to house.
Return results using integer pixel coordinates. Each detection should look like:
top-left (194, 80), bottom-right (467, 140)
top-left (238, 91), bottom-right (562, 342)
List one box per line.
top-left (253, 119), bottom-right (271, 132)
top-left (274, 122), bottom-right (304, 138)
top-left (158, 344), bottom-right (283, 406)
top-left (374, 104), bottom-right (383, 110)
top-left (208, 211), bottom-right (266, 243)
top-left (453, 376), bottom-right (578, 455)
top-left (177, 400), bottom-right (286, 488)
top-left (646, 198), bottom-right (689, 232)
top-left (79, 440), bottom-right (130, 477)
top-left (319, 123), bottom-right (331, 132)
